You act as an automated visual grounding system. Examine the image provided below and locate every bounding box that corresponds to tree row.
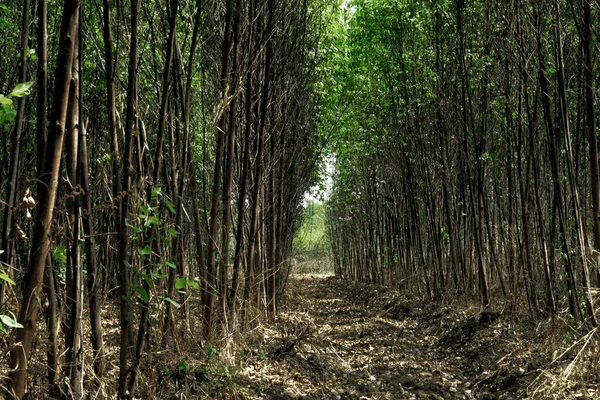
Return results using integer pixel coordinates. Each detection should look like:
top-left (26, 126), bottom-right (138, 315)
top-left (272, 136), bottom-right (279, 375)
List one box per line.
top-left (0, 0), bottom-right (331, 397)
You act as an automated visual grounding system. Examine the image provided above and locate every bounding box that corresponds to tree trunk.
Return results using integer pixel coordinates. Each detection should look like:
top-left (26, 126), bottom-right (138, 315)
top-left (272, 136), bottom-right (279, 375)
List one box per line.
top-left (203, 0), bottom-right (235, 339)
top-left (64, 15), bottom-right (83, 396)
top-left (8, 1), bottom-right (81, 398)
top-left (219, 0), bottom-right (242, 317)
top-left (553, 0), bottom-right (596, 325)
top-left (36, 1), bottom-right (61, 395)
top-left (228, 60), bottom-right (253, 317)
top-left (43, 253), bottom-right (61, 399)
top-left (79, 121), bottom-right (105, 376)
top-left (582, 0), bottom-right (600, 287)
top-left (0, 0), bottom-right (31, 310)
top-left (128, 0), bottom-right (179, 393)
top-left (117, 0), bottom-right (140, 395)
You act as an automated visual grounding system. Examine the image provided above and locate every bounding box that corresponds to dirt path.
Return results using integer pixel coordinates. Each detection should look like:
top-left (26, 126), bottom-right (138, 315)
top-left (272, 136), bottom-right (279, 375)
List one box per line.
top-left (237, 276), bottom-right (557, 400)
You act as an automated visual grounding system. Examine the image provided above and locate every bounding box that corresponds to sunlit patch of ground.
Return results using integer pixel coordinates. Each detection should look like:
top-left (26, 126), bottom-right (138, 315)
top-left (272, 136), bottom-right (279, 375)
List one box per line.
top-left (290, 272), bottom-right (335, 280)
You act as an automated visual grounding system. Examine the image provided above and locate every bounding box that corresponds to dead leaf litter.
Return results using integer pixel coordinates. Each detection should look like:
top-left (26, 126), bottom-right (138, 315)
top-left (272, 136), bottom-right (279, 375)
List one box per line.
top-left (233, 276), bottom-right (600, 400)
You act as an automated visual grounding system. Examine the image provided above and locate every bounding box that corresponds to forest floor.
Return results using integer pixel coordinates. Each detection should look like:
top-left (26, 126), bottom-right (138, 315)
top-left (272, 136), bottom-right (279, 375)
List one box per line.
top-left (222, 276), bottom-right (599, 400)
top-left (14, 274), bottom-right (598, 398)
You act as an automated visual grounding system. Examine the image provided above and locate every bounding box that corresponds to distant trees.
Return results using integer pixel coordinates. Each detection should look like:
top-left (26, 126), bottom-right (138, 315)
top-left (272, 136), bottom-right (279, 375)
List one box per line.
top-left (327, 0), bottom-right (599, 325)
top-left (0, 0), bottom-right (333, 398)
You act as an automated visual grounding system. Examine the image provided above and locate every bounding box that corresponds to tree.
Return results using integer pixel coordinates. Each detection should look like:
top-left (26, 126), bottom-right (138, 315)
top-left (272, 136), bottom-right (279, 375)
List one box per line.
top-left (8, 0), bottom-right (81, 397)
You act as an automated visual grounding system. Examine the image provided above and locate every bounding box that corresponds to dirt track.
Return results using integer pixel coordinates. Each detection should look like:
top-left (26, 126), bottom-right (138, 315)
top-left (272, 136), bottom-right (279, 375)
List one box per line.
top-left (235, 276), bottom-right (596, 400)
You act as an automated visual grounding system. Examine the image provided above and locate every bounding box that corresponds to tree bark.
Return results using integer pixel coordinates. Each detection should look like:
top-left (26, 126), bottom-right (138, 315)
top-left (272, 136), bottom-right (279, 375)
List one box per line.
top-left (79, 123), bottom-right (105, 376)
top-left (8, 1), bottom-right (81, 398)
top-left (64, 15), bottom-right (83, 396)
top-left (203, 0), bottom-right (235, 339)
top-left (582, 0), bottom-right (600, 287)
top-left (117, 0), bottom-right (140, 395)
top-left (0, 0), bottom-right (31, 310)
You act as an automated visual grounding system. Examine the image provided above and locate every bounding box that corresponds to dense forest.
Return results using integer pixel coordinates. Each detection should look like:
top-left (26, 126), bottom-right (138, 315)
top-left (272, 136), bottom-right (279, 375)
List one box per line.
top-left (327, 0), bottom-right (600, 320)
top-left (0, 0), bottom-right (599, 398)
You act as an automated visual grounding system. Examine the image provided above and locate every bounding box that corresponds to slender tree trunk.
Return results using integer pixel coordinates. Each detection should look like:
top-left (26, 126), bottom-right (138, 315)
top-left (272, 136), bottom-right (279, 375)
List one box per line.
top-left (553, 1), bottom-right (596, 325)
top-left (203, 0), bottom-right (235, 338)
top-left (36, 1), bottom-right (61, 394)
top-left (64, 16), bottom-right (84, 396)
top-left (219, 0), bottom-right (242, 317)
top-left (117, 0), bottom-right (140, 394)
top-left (536, 6), bottom-right (581, 321)
top-left (43, 254), bottom-right (61, 399)
top-left (8, 1), bottom-right (81, 398)
top-left (162, 0), bottom-right (204, 338)
top-left (37, 0), bottom-right (48, 177)
top-left (80, 123), bottom-right (105, 376)
top-left (128, 1), bottom-right (179, 393)
top-left (0, 0), bottom-right (31, 309)
top-left (582, 0), bottom-right (600, 287)
top-left (102, 0), bottom-right (120, 294)
top-left (228, 61), bottom-right (253, 316)
top-left (244, 0), bottom-right (275, 321)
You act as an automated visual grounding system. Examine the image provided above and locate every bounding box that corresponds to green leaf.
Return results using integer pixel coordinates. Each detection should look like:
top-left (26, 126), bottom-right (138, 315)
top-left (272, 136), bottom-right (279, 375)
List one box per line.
top-left (167, 228), bottom-right (180, 237)
top-left (165, 200), bottom-right (176, 214)
top-left (9, 81), bottom-right (34, 98)
top-left (160, 235), bottom-right (169, 246)
top-left (187, 279), bottom-right (200, 290)
top-left (0, 95), bottom-right (12, 106)
top-left (0, 312), bottom-right (23, 329)
top-left (151, 186), bottom-right (162, 201)
top-left (165, 260), bottom-right (176, 269)
top-left (140, 245), bottom-right (151, 256)
top-left (153, 272), bottom-right (166, 279)
top-left (0, 272), bottom-right (15, 285)
top-left (136, 286), bottom-right (149, 303)
top-left (0, 105), bottom-right (16, 125)
top-left (147, 215), bottom-right (159, 226)
top-left (141, 273), bottom-right (154, 289)
top-left (175, 277), bottom-right (187, 290)
top-left (174, 277), bottom-right (200, 291)
top-left (53, 246), bottom-right (67, 266)
top-left (162, 297), bottom-right (181, 309)
top-left (123, 260), bottom-right (133, 269)
top-left (125, 219), bottom-right (142, 233)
